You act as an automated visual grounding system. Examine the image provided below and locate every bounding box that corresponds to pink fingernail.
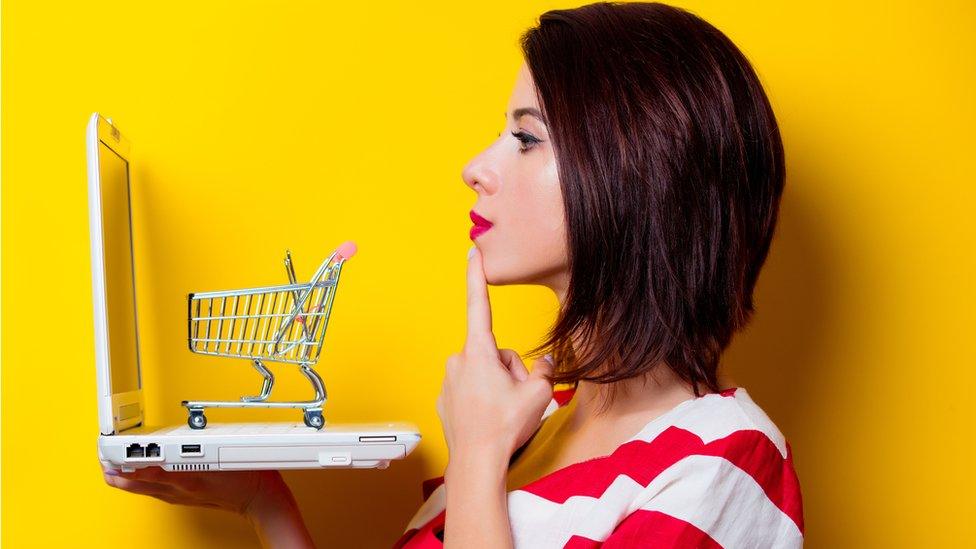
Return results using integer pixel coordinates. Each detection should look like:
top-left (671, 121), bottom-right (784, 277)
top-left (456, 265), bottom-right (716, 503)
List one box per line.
top-left (467, 246), bottom-right (476, 259)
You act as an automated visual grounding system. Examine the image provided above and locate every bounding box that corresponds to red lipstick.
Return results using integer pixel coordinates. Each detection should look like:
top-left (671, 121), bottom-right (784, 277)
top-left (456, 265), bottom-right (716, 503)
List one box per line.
top-left (469, 210), bottom-right (493, 241)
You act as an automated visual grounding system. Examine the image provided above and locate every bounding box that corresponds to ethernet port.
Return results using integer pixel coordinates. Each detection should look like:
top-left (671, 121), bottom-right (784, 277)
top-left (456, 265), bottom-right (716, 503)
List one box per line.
top-left (126, 443), bottom-right (145, 458)
top-left (146, 443), bottom-right (161, 458)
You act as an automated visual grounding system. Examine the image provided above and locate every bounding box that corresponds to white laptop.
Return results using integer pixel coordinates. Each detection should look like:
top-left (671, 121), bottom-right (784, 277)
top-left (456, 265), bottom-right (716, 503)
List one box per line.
top-left (89, 112), bottom-right (421, 472)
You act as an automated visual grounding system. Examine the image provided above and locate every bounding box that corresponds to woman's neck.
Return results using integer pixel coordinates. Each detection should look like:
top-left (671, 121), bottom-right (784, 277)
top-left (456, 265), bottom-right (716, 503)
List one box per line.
top-left (547, 284), bottom-right (718, 428)
top-left (568, 367), bottom-right (700, 428)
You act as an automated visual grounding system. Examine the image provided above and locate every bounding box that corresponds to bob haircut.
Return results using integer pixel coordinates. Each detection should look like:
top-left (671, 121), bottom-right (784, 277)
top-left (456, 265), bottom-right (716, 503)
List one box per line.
top-left (521, 2), bottom-right (785, 399)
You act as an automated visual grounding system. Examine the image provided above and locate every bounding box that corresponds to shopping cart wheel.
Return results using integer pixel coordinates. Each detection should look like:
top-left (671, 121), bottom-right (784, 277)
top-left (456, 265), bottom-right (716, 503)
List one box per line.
top-left (303, 410), bottom-right (324, 429)
top-left (188, 411), bottom-right (208, 430)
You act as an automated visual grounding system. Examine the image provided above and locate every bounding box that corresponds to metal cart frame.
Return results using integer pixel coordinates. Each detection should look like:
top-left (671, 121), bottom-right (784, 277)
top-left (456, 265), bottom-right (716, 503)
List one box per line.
top-left (181, 244), bottom-right (354, 429)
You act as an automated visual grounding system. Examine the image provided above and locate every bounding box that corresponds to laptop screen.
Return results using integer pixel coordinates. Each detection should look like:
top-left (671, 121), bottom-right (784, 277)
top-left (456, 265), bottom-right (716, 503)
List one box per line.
top-left (98, 141), bottom-right (142, 393)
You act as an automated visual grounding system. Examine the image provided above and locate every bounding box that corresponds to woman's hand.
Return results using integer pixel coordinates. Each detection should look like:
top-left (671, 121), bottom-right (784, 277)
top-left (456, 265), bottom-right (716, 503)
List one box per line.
top-left (436, 246), bottom-right (554, 548)
top-left (101, 465), bottom-right (314, 548)
top-left (101, 464), bottom-right (272, 514)
top-left (437, 246), bottom-right (555, 465)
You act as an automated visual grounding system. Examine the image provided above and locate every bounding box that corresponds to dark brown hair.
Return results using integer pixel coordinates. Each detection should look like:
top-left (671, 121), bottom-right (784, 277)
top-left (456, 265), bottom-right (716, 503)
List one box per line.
top-left (521, 2), bottom-right (785, 399)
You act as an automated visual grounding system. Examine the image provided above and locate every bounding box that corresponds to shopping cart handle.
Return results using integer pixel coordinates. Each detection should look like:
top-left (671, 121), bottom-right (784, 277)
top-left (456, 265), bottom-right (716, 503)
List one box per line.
top-left (336, 241), bottom-right (357, 261)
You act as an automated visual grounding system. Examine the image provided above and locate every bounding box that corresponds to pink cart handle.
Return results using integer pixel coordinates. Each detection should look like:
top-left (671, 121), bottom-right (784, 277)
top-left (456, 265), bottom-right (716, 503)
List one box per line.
top-left (335, 240), bottom-right (358, 261)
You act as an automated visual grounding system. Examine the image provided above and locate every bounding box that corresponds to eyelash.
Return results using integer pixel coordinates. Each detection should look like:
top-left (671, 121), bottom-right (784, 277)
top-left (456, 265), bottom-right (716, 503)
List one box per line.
top-left (510, 130), bottom-right (542, 153)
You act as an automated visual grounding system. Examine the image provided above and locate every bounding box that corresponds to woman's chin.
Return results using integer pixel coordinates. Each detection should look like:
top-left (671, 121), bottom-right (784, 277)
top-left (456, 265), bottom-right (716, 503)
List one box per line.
top-left (482, 268), bottom-right (507, 286)
top-left (481, 254), bottom-right (537, 287)
top-left (480, 253), bottom-right (513, 286)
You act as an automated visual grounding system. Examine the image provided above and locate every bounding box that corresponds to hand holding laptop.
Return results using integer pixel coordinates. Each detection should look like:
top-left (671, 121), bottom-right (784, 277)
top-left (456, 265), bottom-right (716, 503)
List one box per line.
top-left (101, 464), bottom-right (315, 546)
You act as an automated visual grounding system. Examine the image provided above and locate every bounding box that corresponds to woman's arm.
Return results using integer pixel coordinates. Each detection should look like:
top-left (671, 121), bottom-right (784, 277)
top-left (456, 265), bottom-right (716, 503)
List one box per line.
top-left (443, 448), bottom-right (512, 548)
top-left (437, 247), bottom-right (555, 548)
top-left (244, 472), bottom-right (316, 548)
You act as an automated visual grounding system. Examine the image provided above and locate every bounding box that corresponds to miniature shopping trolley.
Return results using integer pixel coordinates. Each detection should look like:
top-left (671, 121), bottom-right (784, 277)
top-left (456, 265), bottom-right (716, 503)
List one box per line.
top-left (182, 241), bottom-right (358, 430)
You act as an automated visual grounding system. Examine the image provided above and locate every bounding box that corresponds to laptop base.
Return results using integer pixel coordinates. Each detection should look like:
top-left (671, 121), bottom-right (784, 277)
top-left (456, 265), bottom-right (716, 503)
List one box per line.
top-left (99, 421), bottom-right (421, 472)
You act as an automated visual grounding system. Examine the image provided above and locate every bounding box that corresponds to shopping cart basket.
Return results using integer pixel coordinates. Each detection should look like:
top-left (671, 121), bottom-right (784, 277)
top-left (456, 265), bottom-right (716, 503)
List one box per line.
top-left (182, 241), bottom-right (357, 429)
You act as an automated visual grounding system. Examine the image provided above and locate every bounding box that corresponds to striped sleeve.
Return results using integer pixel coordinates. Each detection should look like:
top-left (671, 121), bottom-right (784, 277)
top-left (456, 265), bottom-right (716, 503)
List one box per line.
top-left (512, 387), bottom-right (804, 548)
top-left (566, 510), bottom-right (723, 548)
top-left (563, 432), bottom-right (804, 548)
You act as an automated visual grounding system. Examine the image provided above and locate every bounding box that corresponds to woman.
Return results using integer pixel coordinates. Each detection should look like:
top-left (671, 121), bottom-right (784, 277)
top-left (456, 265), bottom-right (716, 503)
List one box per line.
top-left (103, 2), bottom-right (805, 547)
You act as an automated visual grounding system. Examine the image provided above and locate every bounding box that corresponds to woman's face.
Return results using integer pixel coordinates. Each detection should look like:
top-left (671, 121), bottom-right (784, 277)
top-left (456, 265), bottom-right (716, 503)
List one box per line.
top-left (463, 63), bottom-right (568, 298)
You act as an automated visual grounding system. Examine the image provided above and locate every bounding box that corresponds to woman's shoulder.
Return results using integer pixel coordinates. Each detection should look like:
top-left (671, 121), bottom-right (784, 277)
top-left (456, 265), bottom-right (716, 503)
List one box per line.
top-left (661, 386), bottom-right (793, 458)
top-left (506, 386), bottom-right (805, 547)
top-left (552, 385), bottom-right (793, 462)
top-left (618, 386), bottom-right (805, 546)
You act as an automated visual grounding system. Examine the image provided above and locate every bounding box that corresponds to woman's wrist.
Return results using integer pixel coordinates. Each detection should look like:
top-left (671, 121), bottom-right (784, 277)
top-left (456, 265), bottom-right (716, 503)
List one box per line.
top-left (243, 472), bottom-right (314, 548)
top-left (443, 447), bottom-right (514, 549)
top-left (445, 445), bottom-right (510, 486)
top-left (242, 471), bottom-right (289, 518)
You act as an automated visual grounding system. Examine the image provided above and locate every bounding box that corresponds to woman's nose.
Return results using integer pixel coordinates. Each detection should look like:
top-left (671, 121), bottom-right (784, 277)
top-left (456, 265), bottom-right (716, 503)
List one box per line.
top-left (462, 149), bottom-right (500, 195)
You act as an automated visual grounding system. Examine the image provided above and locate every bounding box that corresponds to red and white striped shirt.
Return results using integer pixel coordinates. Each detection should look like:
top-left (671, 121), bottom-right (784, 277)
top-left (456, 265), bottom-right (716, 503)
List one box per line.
top-left (394, 386), bottom-right (804, 548)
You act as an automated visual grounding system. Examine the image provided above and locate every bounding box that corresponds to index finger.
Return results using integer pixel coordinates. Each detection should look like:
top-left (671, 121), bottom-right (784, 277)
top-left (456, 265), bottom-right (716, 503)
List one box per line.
top-left (465, 246), bottom-right (498, 353)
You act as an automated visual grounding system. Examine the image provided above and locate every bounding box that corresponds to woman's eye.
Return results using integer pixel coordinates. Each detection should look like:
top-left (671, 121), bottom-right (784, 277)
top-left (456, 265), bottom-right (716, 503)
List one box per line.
top-left (511, 130), bottom-right (542, 153)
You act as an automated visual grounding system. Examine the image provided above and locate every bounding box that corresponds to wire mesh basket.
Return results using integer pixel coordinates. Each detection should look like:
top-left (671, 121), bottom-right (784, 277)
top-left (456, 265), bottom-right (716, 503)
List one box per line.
top-left (181, 241), bottom-right (357, 429)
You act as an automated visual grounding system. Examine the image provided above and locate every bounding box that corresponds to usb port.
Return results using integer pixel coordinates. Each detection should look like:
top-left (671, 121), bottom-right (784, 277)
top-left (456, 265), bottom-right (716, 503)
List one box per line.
top-left (180, 444), bottom-right (203, 456)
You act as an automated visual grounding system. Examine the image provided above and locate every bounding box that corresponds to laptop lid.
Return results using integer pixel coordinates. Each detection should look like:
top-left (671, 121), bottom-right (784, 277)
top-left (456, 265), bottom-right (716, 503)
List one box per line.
top-left (87, 113), bottom-right (145, 435)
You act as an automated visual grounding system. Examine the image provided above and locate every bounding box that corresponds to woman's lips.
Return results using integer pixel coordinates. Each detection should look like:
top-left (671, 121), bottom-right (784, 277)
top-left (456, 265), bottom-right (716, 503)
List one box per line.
top-left (470, 210), bottom-right (493, 241)
top-left (470, 225), bottom-right (491, 240)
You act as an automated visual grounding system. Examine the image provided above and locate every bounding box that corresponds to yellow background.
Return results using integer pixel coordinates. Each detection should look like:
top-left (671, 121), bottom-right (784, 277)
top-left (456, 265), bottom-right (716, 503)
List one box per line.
top-left (3, 1), bottom-right (973, 546)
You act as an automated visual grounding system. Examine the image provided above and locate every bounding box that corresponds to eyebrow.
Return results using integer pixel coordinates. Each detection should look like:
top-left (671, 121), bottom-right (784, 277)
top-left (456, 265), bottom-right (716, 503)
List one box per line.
top-left (506, 107), bottom-right (547, 125)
